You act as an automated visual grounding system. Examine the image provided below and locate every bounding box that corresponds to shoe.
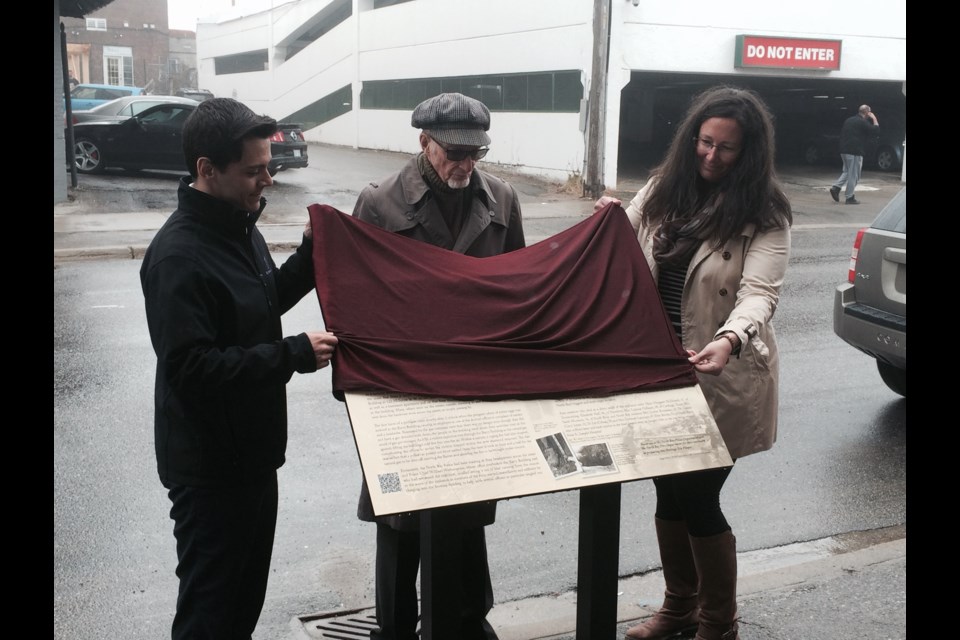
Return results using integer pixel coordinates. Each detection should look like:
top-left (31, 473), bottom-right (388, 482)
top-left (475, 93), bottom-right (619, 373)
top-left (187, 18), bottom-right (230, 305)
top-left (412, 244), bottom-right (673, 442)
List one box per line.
top-left (625, 518), bottom-right (699, 639)
top-left (689, 531), bottom-right (740, 640)
top-left (845, 197), bottom-right (860, 205)
top-left (829, 186), bottom-right (840, 202)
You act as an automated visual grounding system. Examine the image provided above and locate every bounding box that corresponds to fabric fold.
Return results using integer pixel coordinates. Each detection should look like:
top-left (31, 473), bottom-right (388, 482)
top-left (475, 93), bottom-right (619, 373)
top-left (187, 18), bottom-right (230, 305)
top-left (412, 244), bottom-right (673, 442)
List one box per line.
top-left (309, 202), bottom-right (697, 399)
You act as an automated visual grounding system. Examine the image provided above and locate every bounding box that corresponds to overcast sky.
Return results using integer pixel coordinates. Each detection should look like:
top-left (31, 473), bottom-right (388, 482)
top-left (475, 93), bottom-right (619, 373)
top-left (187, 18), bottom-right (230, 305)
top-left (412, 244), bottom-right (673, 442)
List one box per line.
top-left (168, 0), bottom-right (276, 31)
top-left (168, 0), bottom-right (204, 31)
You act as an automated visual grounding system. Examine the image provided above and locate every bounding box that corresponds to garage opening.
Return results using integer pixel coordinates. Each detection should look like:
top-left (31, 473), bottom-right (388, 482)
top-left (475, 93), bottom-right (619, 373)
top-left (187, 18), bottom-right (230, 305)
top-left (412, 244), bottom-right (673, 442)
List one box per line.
top-left (616, 72), bottom-right (905, 183)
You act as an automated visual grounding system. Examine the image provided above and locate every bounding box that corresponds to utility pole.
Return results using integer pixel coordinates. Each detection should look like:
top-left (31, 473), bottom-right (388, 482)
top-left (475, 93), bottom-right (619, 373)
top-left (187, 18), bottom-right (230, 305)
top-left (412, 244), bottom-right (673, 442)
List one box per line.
top-left (62, 22), bottom-right (78, 189)
top-left (583, 0), bottom-right (611, 200)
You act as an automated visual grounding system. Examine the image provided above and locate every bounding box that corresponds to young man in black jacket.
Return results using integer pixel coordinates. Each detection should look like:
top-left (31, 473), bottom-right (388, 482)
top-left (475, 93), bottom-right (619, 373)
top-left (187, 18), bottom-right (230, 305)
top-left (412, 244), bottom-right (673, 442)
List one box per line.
top-left (140, 98), bottom-right (337, 639)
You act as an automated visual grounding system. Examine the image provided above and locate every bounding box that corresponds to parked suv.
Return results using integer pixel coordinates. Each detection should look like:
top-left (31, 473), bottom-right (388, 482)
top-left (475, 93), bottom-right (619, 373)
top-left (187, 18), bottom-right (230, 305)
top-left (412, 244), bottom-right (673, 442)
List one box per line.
top-left (833, 187), bottom-right (906, 396)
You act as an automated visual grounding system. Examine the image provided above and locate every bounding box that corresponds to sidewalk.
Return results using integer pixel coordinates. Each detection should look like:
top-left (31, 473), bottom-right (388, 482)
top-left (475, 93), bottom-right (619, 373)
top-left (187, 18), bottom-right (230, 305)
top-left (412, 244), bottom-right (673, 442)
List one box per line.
top-left (494, 524), bottom-right (906, 640)
top-left (291, 525), bottom-right (905, 640)
top-left (53, 143), bottom-right (905, 262)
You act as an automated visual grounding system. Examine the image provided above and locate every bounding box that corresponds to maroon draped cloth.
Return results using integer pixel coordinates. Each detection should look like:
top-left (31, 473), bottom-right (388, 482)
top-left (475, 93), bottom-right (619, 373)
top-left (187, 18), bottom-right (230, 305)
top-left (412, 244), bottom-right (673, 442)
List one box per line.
top-left (308, 203), bottom-right (696, 400)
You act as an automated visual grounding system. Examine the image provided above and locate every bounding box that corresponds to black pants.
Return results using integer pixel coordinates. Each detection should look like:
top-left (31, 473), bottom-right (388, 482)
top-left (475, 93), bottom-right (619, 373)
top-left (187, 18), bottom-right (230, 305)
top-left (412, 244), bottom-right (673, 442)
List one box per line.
top-left (167, 472), bottom-right (279, 640)
top-left (653, 465), bottom-right (733, 537)
top-left (371, 523), bottom-right (498, 640)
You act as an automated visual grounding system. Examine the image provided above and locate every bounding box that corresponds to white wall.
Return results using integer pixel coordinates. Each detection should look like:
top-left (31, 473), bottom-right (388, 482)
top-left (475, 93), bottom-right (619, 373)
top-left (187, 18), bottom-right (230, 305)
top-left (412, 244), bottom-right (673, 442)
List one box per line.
top-left (272, 18), bottom-right (355, 117)
top-left (196, 11), bottom-right (273, 109)
top-left (357, 0), bottom-right (591, 78)
top-left (194, 0), bottom-right (906, 186)
top-left (344, 0), bottom-right (592, 180)
top-left (354, 110), bottom-right (583, 182)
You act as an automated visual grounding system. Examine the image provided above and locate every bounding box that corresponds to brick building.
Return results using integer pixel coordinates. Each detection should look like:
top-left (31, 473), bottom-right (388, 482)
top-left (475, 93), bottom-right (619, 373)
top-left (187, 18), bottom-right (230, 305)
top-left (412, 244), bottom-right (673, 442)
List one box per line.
top-left (62, 0), bottom-right (171, 93)
top-left (168, 29), bottom-right (200, 94)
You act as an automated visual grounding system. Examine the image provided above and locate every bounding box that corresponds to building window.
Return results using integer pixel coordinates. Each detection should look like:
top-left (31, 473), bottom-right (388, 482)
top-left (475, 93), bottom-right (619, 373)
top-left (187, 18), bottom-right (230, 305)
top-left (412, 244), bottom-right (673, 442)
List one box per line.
top-left (214, 50), bottom-right (270, 75)
top-left (86, 18), bottom-right (107, 31)
top-left (360, 71), bottom-right (583, 113)
top-left (103, 46), bottom-right (134, 86)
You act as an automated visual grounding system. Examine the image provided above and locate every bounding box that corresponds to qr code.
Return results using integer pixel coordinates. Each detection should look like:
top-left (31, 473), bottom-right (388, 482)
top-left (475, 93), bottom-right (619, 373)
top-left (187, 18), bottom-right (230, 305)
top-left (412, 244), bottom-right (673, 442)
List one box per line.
top-left (378, 472), bottom-right (402, 494)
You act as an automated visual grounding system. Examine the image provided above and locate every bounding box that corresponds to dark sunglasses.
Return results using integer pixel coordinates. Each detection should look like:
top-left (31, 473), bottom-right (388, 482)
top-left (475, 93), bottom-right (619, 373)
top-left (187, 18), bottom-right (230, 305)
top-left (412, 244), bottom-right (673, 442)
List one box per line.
top-left (432, 139), bottom-right (489, 162)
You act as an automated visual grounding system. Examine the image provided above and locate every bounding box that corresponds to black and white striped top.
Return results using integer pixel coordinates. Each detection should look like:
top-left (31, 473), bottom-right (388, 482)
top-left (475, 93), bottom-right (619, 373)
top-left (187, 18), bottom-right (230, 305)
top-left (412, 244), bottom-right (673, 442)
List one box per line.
top-left (657, 257), bottom-right (692, 340)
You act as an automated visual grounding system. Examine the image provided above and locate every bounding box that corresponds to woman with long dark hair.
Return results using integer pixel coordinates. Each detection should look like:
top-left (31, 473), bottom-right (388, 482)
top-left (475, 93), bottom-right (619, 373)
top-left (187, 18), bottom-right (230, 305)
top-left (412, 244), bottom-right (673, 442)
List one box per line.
top-left (596, 86), bottom-right (792, 640)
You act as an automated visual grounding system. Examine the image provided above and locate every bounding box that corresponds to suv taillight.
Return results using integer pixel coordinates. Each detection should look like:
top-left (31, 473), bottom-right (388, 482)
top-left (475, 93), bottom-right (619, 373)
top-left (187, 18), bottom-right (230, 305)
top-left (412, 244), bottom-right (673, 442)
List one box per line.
top-left (847, 229), bottom-right (866, 283)
top-left (269, 132), bottom-right (285, 142)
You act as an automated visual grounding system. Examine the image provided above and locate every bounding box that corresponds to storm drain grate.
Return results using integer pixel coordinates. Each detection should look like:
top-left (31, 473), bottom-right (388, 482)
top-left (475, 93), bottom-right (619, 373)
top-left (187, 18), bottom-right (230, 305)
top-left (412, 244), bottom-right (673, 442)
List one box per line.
top-left (296, 608), bottom-right (380, 639)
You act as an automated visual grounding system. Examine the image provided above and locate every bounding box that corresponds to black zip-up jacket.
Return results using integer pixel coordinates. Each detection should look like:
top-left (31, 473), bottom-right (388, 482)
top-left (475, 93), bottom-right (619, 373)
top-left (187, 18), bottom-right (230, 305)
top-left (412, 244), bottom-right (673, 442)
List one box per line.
top-left (140, 178), bottom-right (318, 487)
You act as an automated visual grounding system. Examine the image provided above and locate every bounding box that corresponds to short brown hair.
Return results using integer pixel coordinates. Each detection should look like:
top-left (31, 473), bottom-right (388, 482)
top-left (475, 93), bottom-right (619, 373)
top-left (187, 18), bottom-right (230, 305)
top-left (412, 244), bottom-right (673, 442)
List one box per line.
top-left (182, 98), bottom-right (277, 178)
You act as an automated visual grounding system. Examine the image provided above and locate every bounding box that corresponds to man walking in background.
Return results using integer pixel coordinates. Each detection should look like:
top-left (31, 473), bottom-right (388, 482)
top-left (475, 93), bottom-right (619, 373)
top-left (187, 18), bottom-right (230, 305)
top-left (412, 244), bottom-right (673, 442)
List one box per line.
top-left (830, 104), bottom-right (879, 205)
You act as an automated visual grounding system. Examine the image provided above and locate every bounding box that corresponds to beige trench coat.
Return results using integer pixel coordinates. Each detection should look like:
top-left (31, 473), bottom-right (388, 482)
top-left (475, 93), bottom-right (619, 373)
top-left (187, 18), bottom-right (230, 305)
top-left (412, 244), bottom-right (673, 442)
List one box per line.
top-left (624, 184), bottom-right (791, 459)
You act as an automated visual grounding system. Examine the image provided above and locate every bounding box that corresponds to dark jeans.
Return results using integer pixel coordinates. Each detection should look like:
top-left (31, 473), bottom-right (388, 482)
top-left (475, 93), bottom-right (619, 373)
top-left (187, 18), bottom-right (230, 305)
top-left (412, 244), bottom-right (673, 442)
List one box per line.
top-left (167, 472), bottom-right (279, 640)
top-left (372, 523), bottom-right (498, 640)
top-left (653, 465), bottom-right (733, 537)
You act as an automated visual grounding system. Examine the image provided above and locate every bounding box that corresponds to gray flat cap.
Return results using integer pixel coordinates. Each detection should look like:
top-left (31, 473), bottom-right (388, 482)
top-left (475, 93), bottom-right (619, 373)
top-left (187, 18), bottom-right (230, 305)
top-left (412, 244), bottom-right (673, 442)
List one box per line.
top-left (411, 92), bottom-right (491, 147)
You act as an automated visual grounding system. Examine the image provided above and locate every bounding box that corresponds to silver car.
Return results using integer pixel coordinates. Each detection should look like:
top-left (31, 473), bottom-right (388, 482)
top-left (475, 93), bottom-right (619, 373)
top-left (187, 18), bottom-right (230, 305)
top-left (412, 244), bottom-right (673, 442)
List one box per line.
top-left (68, 95), bottom-right (199, 126)
top-left (833, 187), bottom-right (906, 396)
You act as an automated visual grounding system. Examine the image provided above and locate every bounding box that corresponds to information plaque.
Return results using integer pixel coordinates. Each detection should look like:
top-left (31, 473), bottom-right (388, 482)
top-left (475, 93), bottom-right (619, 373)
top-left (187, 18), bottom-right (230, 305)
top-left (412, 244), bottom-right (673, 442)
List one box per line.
top-left (345, 384), bottom-right (731, 516)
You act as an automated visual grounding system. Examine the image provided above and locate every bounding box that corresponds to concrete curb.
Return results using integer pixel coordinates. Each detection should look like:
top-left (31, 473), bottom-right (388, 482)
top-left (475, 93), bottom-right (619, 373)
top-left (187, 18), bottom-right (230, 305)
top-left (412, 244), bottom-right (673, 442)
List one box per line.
top-left (489, 528), bottom-right (906, 640)
top-left (53, 241), bottom-right (306, 263)
top-left (54, 245), bottom-right (144, 261)
top-left (289, 525), bottom-right (905, 640)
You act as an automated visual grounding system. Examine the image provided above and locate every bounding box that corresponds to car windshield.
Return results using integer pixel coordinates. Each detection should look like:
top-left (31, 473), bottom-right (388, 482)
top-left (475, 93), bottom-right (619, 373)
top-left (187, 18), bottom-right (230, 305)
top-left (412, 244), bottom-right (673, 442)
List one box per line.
top-left (139, 106), bottom-right (193, 124)
top-left (87, 98), bottom-right (132, 116)
top-left (71, 86), bottom-right (98, 99)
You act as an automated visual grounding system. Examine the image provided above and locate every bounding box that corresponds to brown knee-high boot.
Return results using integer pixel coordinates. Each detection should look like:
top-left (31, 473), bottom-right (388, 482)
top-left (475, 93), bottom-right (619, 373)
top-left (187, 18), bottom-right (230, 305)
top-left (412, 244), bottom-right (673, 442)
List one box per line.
top-left (625, 518), bottom-right (699, 639)
top-left (689, 530), bottom-right (739, 640)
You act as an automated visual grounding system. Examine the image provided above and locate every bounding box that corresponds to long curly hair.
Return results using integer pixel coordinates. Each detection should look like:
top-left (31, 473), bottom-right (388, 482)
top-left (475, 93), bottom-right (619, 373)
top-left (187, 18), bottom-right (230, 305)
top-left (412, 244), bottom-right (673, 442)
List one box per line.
top-left (641, 86), bottom-right (792, 263)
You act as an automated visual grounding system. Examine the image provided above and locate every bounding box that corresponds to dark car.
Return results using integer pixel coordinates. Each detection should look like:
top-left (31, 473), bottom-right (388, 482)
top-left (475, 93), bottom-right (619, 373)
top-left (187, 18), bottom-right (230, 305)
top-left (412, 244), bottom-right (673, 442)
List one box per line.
top-left (833, 187), bottom-right (906, 396)
top-left (795, 113), bottom-right (905, 172)
top-left (69, 95), bottom-right (199, 126)
top-left (72, 101), bottom-right (197, 174)
top-left (268, 123), bottom-right (309, 176)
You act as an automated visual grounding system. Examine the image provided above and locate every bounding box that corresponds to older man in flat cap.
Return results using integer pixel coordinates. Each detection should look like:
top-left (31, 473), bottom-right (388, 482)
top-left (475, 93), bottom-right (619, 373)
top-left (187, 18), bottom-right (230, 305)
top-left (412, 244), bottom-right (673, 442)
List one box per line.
top-left (352, 92), bottom-right (525, 640)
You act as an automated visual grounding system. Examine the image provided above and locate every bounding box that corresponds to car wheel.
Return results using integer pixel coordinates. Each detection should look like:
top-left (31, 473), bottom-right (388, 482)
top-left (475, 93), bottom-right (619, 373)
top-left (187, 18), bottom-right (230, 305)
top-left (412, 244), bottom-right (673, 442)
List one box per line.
top-left (268, 166), bottom-right (279, 177)
top-left (875, 146), bottom-right (898, 172)
top-left (802, 143), bottom-right (821, 165)
top-left (75, 138), bottom-right (105, 174)
top-left (876, 361), bottom-right (906, 397)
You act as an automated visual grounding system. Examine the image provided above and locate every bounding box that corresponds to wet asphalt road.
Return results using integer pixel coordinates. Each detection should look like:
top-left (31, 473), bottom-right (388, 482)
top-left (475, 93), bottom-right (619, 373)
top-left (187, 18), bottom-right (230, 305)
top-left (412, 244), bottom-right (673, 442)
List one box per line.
top-left (54, 148), bottom-right (906, 639)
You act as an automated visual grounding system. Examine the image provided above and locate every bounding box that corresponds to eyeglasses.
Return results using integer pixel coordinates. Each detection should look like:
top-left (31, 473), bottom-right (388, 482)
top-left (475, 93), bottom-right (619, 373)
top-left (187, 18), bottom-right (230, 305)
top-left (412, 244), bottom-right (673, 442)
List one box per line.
top-left (432, 139), bottom-right (489, 162)
top-left (694, 137), bottom-right (740, 158)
